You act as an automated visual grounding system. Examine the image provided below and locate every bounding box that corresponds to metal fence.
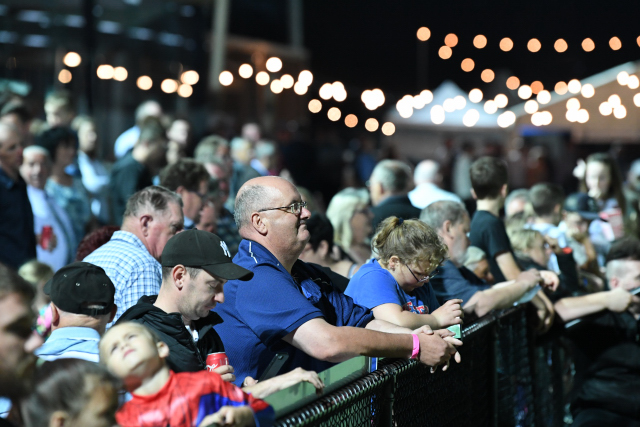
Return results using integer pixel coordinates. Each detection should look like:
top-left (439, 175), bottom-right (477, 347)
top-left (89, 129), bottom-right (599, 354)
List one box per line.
top-left (274, 303), bottom-right (567, 427)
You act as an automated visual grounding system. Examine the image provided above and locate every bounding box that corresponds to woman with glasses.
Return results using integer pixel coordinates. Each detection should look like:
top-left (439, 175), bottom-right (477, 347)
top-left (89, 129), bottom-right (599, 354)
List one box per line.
top-left (344, 216), bottom-right (463, 330)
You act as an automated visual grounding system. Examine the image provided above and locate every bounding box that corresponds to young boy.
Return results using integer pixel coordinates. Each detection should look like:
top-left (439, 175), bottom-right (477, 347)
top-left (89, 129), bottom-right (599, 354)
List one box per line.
top-left (468, 156), bottom-right (521, 284)
top-left (100, 322), bottom-right (274, 427)
top-left (468, 157), bottom-right (558, 331)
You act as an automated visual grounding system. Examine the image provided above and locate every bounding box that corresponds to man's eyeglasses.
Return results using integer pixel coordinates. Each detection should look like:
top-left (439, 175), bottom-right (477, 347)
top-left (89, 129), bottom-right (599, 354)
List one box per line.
top-left (258, 201), bottom-right (308, 215)
top-left (406, 264), bottom-right (438, 283)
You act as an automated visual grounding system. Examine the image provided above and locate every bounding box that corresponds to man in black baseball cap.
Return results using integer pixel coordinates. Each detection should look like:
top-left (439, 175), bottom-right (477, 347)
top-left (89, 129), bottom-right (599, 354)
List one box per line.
top-left (160, 228), bottom-right (253, 282)
top-left (117, 230), bottom-right (252, 374)
top-left (35, 262), bottom-right (117, 362)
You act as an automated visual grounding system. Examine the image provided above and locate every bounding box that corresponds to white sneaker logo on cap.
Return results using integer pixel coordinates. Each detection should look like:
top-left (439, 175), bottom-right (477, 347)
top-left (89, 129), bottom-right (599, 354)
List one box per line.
top-left (220, 241), bottom-right (231, 258)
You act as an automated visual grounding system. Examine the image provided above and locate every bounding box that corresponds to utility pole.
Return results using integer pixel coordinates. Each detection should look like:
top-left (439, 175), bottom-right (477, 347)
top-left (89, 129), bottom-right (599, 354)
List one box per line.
top-left (288, 0), bottom-right (303, 48)
top-left (82, 0), bottom-right (95, 114)
top-left (208, 0), bottom-right (230, 107)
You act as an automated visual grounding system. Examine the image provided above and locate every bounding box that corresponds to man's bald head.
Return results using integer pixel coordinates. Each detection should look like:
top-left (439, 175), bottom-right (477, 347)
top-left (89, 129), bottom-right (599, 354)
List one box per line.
top-left (234, 176), bottom-right (291, 232)
top-left (414, 160), bottom-right (441, 186)
top-left (234, 176), bottom-right (311, 271)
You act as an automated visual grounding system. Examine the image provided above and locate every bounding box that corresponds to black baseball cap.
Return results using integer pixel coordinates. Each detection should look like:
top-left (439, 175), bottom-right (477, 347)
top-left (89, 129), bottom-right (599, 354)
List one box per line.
top-left (161, 230), bottom-right (253, 281)
top-left (44, 262), bottom-right (115, 316)
top-left (563, 192), bottom-right (605, 221)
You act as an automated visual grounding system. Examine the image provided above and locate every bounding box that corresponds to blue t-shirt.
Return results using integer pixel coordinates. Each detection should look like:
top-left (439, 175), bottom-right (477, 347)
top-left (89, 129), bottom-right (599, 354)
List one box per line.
top-left (345, 259), bottom-right (441, 314)
top-left (429, 260), bottom-right (490, 306)
top-left (214, 240), bottom-right (374, 386)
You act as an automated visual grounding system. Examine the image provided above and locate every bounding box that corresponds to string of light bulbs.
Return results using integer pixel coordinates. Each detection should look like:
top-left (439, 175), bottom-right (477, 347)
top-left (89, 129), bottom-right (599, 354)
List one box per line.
top-left (59, 33), bottom-right (640, 133)
top-left (417, 28), bottom-right (640, 128)
top-left (58, 51), bottom-right (398, 135)
top-left (417, 27), bottom-right (637, 53)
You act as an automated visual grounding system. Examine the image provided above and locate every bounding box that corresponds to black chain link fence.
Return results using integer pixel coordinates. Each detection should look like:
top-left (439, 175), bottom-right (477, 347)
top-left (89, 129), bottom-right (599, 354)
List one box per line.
top-left (495, 306), bottom-right (536, 426)
top-left (383, 312), bottom-right (495, 427)
top-left (275, 304), bottom-right (566, 427)
top-left (275, 369), bottom-right (390, 427)
top-left (533, 339), bottom-right (567, 427)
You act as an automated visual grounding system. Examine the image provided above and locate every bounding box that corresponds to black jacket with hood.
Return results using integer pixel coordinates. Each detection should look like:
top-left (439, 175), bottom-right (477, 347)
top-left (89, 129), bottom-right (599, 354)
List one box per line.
top-left (117, 295), bottom-right (225, 373)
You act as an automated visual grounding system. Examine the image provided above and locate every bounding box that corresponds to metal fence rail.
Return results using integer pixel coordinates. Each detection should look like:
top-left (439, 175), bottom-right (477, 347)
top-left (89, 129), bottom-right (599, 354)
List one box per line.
top-left (274, 303), bottom-right (565, 427)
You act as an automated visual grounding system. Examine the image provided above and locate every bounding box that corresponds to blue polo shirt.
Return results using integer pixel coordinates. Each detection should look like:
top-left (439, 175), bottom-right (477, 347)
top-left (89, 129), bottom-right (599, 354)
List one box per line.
top-left (345, 259), bottom-right (441, 314)
top-left (214, 240), bottom-right (374, 386)
top-left (0, 168), bottom-right (36, 270)
top-left (429, 260), bottom-right (491, 306)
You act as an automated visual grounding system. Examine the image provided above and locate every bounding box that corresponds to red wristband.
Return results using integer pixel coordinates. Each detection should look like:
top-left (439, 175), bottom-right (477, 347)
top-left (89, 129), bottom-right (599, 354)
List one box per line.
top-left (410, 334), bottom-right (420, 359)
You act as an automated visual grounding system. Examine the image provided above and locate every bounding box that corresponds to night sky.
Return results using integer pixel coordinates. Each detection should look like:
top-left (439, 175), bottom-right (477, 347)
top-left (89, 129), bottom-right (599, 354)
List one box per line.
top-left (229, 0), bottom-right (640, 100)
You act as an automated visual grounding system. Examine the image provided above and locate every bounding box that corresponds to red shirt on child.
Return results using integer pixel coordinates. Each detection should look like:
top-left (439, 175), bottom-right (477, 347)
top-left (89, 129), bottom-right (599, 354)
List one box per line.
top-left (116, 370), bottom-right (274, 427)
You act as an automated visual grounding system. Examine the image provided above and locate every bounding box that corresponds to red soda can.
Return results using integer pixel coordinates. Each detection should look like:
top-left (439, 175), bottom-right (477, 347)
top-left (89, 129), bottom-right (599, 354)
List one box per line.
top-left (206, 352), bottom-right (228, 372)
top-left (41, 226), bottom-right (53, 250)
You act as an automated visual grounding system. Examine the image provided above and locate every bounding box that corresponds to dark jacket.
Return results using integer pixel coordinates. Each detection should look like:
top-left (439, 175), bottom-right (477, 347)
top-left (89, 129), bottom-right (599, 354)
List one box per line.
top-left (309, 262), bottom-right (350, 293)
top-left (566, 310), bottom-right (640, 419)
top-left (0, 168), bottom-right (36, 270)
top-left (117, 295), bottom-right (225, 373)
top-left (371, 195), bottom-right (421, 231)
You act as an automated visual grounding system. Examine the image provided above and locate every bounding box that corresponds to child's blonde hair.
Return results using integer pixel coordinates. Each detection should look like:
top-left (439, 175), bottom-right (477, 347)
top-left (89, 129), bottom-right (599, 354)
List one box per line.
top-left (372, 216), bottom-right (448, 271)
top-left (509, 228), bottom-right (543, 254)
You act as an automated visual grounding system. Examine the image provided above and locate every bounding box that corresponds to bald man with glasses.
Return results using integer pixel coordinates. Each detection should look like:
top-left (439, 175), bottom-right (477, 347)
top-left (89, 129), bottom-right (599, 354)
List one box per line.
top-left (214, 176), bottom-right (462, 387)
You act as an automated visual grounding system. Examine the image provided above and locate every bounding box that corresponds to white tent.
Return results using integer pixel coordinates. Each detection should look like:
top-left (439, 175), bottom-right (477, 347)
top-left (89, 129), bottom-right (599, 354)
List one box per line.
top-left (386, 80), bottom-right (502, 131)
top-left (511, 61), bottom-right (640, 143)
top-left (384, 80), bottom-right (506, 160)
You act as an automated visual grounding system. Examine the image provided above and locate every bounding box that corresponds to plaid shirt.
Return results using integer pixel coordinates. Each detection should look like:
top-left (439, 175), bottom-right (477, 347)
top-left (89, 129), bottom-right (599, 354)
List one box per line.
top-left (83, 230), bottom-right (161, 329)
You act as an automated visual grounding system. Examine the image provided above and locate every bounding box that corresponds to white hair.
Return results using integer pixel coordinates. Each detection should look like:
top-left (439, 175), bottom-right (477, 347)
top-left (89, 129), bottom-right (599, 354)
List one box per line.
top-left (370, 160), bottom-right (413, 194)
top-left (326, 187), bottom-right (370, 249)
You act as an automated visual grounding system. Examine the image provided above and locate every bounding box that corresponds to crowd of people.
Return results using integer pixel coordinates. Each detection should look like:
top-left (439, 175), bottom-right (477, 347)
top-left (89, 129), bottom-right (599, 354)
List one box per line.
top-left (1, 88), bottom-right (640, 426)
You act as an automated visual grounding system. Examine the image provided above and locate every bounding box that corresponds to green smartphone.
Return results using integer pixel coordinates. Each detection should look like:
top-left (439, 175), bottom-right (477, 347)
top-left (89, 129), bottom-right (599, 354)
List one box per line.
top-left (447, 324), bottom-right (462, 339)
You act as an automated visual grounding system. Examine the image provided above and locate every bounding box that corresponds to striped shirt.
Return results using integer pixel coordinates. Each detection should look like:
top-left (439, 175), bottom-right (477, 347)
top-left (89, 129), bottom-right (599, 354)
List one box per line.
top-left (84, 230), bottom-right (161, 328)
top-left (35, 327), bottom-right (101, 362)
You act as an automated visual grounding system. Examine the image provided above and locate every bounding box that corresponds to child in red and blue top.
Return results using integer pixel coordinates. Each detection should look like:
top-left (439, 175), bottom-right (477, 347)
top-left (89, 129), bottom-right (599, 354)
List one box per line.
top-left (99, 322), bottom-right (273, 427)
